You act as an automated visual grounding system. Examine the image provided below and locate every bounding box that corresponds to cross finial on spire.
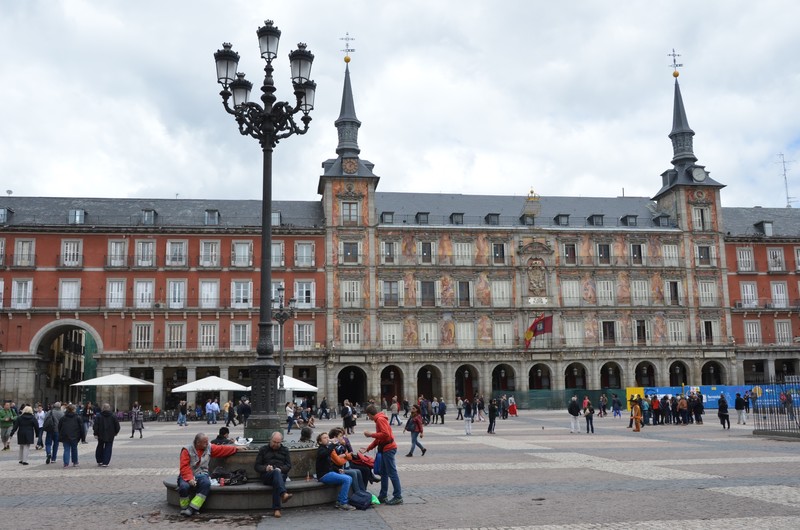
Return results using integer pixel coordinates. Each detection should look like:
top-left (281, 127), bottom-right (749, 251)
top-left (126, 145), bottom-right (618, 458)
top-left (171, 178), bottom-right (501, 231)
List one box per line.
top-left (668, 48), bottom-right (683, 78)
top-left (340, 32), bottom-right (356, 63)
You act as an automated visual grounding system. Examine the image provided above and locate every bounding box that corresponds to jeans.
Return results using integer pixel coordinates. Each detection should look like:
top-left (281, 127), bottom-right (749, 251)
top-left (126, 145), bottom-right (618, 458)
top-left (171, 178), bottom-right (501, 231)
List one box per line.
top-left (389, 413), bottom-right (401, 426)
top-left (456, 409), bottom-right (463, 420)
top-left (287, 416), bottom-right (295, 433)
top-left (343, 468), bottom-right (365, 493)
top-left (261, 470), bottom-right (288, 509)
top-left (569, 415), bottom-right (580, 433)
top-left (45, 431), bottom-right (59, 458)
top-left (177, 413), bottom-right (187, 426)
top-left (178, 474), bottom-right (211, 511)
top-left (95, 439), bottom-right (114, 465)
top-left (464, 416), bottom-right (472, 434)
top-left (377, 449), bottom-right (402, 500)
top-left (487, 417), bottom-right (496, 433)
top-left (409, 431), bottom-right (425, 454)
top-left (585, 416), bottom-right (594, 433)
top-left (62, 440), bottom-right (79, 465)
top-left (319, 471), bottom-right (352, 505)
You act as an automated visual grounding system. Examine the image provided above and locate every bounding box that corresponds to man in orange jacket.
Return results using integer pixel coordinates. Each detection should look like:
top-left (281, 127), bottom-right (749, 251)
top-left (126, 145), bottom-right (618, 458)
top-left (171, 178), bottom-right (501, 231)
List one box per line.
top-left (178, 432), bottom-right (240, 517)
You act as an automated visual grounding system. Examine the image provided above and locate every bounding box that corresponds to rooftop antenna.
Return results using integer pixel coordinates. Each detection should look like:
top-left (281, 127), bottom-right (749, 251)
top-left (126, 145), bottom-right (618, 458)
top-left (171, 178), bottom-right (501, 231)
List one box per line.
top-left (175, 193), bottom-right (180, 200)
top-left (340, 32), bottom-right (355, 62)
top-left (5, 190), bottom-right (11, 196)
top-left (778, 153), bottom-right (795, 208)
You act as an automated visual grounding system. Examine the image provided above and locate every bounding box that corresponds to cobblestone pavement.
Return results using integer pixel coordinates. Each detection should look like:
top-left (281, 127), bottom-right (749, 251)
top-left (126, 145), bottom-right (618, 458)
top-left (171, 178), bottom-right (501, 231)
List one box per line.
top-left (2, 411), bottom-right (799, 529)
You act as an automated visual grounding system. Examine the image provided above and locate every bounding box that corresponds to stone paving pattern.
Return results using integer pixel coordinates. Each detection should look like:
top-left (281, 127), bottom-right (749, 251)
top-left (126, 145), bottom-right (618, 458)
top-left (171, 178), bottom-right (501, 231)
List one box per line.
top-left (2, 410), bottom-right (799, 529)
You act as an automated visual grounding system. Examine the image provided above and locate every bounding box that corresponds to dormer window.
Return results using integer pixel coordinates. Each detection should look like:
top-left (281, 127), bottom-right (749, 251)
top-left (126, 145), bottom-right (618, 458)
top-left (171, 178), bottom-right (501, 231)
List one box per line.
top-left (621, 215), bottom-right (637, 227)
top-left (141, 209), bottom-right (156, 225)
top-left (205, 209), bottom-right (220, 226)
top-left (653, 215), bottom-right (670, 227)
top-left (0, 208), bottom-right (9, 223)
top-left (587, 214), bottom-right (604, 226)
top-left (416, 212), bottom-right (429, 225)
top-left (520, 214), bottom-right (535, 226)
top-left (755, 221), bottom-right (774, 237)
top-left (271, 212), bottom-right (281, 226)
top-left (381, 212), bottom-right (394, 224)
top-left (68, 209), bottom-right (86, 224)
top-left (450, 213), bottom-right (464, 225)
top-left (554, 214), bottom-right (569, 226)
top-left (485, 213), bottom-right (500, 226)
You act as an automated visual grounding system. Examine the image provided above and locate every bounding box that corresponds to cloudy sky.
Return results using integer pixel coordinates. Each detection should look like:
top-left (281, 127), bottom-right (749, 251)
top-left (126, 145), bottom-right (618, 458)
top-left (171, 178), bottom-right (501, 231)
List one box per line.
top-left (2, 1), bottom-right (799, 209)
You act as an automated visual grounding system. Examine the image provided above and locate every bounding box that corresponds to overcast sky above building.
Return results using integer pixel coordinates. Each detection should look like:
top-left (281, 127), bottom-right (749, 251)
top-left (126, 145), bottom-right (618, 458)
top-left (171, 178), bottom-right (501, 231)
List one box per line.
top-left (2, 1), bottom-right (799, 209)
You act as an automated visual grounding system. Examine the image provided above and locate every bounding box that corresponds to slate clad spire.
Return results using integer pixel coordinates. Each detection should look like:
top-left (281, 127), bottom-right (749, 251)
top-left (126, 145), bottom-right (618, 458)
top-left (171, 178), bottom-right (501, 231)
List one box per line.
top-left (669, 78), bottom-right (697, 166)
top-left (335, 62), bottom-right (361, 157)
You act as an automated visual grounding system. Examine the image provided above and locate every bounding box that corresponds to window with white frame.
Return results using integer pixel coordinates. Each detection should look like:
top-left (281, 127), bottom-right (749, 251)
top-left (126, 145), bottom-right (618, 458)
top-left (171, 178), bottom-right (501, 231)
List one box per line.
top-left (419, 322), bottom-right (438, 349)
top-left (341, 202), bottom-right (359, 225)
top-left (340, 241), bottom-right (362, 264)
top-left (418, 241), bottom-right (436, 264)
top-left (204, 209), bottom-right (219, 226)
top-left (341, 321), bottom-right (361, 349)
top-left (295, 322), bottom-right (313, 351)
top-left (739, 282), bottom-right (757, 308)
top-left (11, 279), bottom-right (32, 309)
top-left (667, 320), bottom-right (685, 345)
top-left (200, 241), bottom-right (219, 267)
top-left (381, 322), bottom-right (401, 349)
top-left (167, 280), bottom-right (186, 309)
top-left (166, 240), bottom-right (187, 267)
top-left (0, 238), bottom-right (5, 267)
top-left (493, 322), bottom-right (513, 349)
top-left (132, 323), bottom-right (152, 351)
top-left (630, 243), bottom-right (645, 265)
top-left (271, 282), bottom-right (284, 309)
top-left (768, 248), bottom-right (785, 272)
top-left (795, 247), bottom-right (800, 271)
top-left (231, 280), bottom-right (252, 309)
top-left (457, 280), bottom-right (473, 307)
top-left (271, 242), bottom-right (284, 267)
top-left (199, 280), bottom-right (219, 309)
top-left (231, 241), bottom-right (253, 267)
top-left (633, 319), bottom-right (651, 345)
top-left (199, 323), bottom-right (218, 351)
top-left (379, 279), bottom-right (403, 307)
top-left (600, 320), bottom-right (620, 345)
top-left (295, 242), bottom-right (314, 267)
top-left (341, 279), bottom-right (360, 308)
top-left (231, 322), bottom-right (251, 351)
top-left (744, 321), bottom-right (761, 345)
top-left (597, 280), bottom-right (615, 306)
top-left (59, 279), bottom-right (80, 309)
top-left (698, 280), bottom-right (717, 307)
top-left (561, 279), bottom-right (580, 307)
top-left (381, 241), bottom-right (397, 265)
top-left (0, 279), bottom-right (4, 309)
top-left (454, 242), bottom-right (472, 266)
top-left (662, 244), bottom-right (679, 267)
top-left (665, 280), bottom-right (682, 306)
top-left (737, 247), bottom-right (754, 272)
top-left (108, 240), bottom-right (127, 267)
top-left (692, 207), bottom-right (710, 231)
top-left (295, 280), bottom-right (315, 309)
top-left (14, 239), bottom-right (34, 267)
top-left (271, 322), bottom-right (280, 346)
top-left (775, 320), bottom-right (792, 345)
top-left (700, 320), bottom-right (720, 345)
top-left (597, 243), bottom-right (611, 265)
top-left (771, 281), bottom-right (788, 308)
top-left (68, 209), bottom-right (85, 224)
top-left (631, 279), bottom-right (649, 306)
top-left (135, 240), bottom-right (155, 267)
top-left (491, 280), bottom-right (512, 307)
top-left (106, 279), bottom-right (125, 309)
top-left (695, 244), bottom-right (716, 267)
top-left (61, 240), bottom-right (82, 267)
top-left (417, 280), bottom-right (438, 307)
top-left (563, 243), bottom-right (577, 265)
top-left (563, 320), bottom-right (584, 347)
top-left (133, 280), bottom-right (154, 309)
top-left (0, 208), bottom-right (7, 223)
top-left (492, 243), bottom-right (506, 265)
top-left (141, 209), bottom-right (155, 225)
top-left (166, 323), bottom-right (185, 351)
top-left (271, 212), bottom-right (281, 226)
top-left (456, 321), bottom-right (475, 349)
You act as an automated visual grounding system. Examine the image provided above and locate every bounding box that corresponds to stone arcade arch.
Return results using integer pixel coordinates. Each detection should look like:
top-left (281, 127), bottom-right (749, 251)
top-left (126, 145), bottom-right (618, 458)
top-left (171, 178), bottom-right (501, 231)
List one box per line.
top-left (565, 362), bottom-right (588, 390)
top-left (337, 366), bottom-right (368, 407)
top-left (456, 364), bottom-right (479, 400)
top-left (491, 363), bottom-right (516, 392)
top-left (529, 363), bottom-right (552, 390)
top-left (416, 364), bottom-right (442, 401)
top-left (701, 361), bottom-right (725, 385)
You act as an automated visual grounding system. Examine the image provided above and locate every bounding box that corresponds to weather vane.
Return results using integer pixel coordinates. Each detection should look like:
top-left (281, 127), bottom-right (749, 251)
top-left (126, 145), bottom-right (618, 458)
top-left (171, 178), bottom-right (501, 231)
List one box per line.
top-left (668, 48), bottom-right (683, 77)
top-left (340, 32), bottom-right (356, 62)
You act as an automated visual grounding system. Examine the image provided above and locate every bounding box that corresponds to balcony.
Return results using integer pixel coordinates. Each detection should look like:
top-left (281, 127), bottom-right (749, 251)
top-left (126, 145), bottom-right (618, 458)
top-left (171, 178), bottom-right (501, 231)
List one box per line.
top-left (105, 254), bottom-right (130, 269)
top-left (733, 298), bottom-right (794, 310)
top-left (9, 253), bottom-right (36, 269)
top-left (57, 254), bottom-right (84, 269)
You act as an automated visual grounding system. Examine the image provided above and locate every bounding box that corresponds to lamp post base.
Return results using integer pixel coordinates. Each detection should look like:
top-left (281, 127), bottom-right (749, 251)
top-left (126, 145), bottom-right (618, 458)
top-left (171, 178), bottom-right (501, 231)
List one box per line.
top-left (243, 413), bottom-right (284, 445)
top-left (243, 358), bottom-right (284, 444)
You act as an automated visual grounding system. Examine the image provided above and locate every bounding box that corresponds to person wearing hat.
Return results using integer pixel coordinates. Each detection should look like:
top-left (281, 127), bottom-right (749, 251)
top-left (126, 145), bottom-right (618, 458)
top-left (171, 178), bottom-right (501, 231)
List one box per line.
top-left (630, 397), bottom-right (643, 432)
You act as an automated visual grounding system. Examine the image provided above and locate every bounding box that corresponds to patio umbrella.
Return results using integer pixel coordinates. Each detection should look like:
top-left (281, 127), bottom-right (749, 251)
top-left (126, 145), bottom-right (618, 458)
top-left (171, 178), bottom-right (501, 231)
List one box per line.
top-left (246, 375), bottom-right (318, 393)
top-left (71, 373), bottom-right (154, 411)
top-left (171, 375), bottom-right (248, 393)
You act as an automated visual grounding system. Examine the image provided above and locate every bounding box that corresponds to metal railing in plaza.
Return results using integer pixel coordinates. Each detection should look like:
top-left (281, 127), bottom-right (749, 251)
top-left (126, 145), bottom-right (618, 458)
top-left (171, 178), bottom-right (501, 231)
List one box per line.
top-left (750, 377), bottom-right (800, 439)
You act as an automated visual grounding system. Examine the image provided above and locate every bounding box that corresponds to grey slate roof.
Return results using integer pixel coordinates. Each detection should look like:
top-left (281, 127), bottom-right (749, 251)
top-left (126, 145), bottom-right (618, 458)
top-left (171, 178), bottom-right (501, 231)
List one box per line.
top-left (722, 206), bottom-right (800, 238)
top-left (0, 197), bottom-right (324, 229)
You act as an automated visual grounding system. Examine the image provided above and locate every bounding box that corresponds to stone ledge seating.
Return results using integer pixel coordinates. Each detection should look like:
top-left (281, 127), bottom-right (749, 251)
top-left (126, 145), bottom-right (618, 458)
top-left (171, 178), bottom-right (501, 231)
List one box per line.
top-left (163, 478), bottom-right (338, 510)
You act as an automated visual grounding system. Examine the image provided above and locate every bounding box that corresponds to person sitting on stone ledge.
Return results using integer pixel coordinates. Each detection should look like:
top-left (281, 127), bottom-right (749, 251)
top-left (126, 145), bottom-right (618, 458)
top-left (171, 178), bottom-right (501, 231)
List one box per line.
top-left (254, 431), bottom-right (293, 518)
top-left (210, 426), bottom-right (233, 445)
top-left (178, 432), bottom-right (240, 517)
top-left (299, 426), bottom-right (314, 444)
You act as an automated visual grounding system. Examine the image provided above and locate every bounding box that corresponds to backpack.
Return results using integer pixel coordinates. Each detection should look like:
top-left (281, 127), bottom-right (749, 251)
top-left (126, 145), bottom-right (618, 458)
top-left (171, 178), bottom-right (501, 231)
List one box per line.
top-left (349, 489), bottom-right (373, 510)
top-left (227, 469), bottom-right (248, 486)
top-left (210, 466), bottom-right (232, 480)
top-left (43, 411), bottom-right (56, 433)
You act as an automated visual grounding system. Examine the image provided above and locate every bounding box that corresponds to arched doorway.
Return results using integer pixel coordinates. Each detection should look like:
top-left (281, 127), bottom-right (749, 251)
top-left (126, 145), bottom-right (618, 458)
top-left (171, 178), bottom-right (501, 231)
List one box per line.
top-left (529, 364), bottom-right (551, 389)
top-left (635, 361), bottom-right (657, 386)
top-left (491, 364), bottom-right (516, 392)
top-left (701, 361), bottom-right (724, 385)
top-left (565, 363), bottom-right (587, 390)
top-left (601, 362), bottom-right (622, 389)
top-left (456, 365), bottom-right (478, 400)
top-left (669, 361), bottom-right (689, 387)
top-left (416, 365), bottom-right (441, 402)
top-left (381, 365), bottom-right (404, 406)
top-left (337, 366), bottom-right (367, 408)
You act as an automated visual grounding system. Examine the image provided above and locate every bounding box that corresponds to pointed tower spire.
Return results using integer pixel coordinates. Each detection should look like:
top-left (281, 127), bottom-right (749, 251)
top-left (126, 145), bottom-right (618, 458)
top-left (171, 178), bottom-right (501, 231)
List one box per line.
top-left (335, 59), bottom-right (361, 157)
top-left (669, 76), bottom-right (696, 166)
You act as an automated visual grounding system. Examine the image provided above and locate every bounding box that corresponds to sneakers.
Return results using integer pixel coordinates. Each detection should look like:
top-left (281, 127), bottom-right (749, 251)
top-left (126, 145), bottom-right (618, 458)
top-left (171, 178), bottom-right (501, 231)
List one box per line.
top-left (385, 496), bottom-right (404, 505)
top-left (405, 453), bottom-right (413, 457)
top-left (335, 501), bottom-right (356, 511)
top-left (180, 507), bottom-right (195, 517)
top-left (377, 496), bottom-right (388, 504)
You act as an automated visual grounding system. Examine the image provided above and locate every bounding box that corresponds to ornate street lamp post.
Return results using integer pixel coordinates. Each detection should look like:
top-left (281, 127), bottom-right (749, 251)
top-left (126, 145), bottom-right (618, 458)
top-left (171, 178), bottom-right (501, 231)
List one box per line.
top-left (214, 20), bottom-right (316, 441)
top-left (274, 286), bottom-right (296, 405)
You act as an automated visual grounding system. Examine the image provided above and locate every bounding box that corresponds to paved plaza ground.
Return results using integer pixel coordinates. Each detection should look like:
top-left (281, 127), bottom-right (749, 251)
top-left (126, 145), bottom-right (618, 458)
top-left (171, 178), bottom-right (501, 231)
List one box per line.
top-left (2, 409), bottom-right (799, 529)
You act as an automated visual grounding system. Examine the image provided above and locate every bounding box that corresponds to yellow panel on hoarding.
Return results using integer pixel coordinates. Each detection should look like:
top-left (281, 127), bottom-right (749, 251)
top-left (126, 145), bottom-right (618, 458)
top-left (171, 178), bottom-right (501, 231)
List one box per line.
top-left (626, 387), bottom-right (644, 410)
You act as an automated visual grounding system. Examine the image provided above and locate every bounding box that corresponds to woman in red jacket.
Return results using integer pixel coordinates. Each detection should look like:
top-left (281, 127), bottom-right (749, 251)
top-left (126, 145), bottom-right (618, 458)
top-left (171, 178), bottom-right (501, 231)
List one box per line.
top-left (403, 404), bottom-right (426, 457)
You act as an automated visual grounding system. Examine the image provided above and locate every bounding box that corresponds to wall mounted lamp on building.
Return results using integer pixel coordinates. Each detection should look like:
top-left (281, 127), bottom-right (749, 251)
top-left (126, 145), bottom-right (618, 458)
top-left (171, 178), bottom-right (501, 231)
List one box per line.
top-left (349, 370), bottom-right (355, 381)
top-left (389, 370), bottom-right (394, 380)
top-left (674, 366), bottom-right (681, 374)
top-left (573, 367), bottom-right (578, 376)
top-left (607, 366), bottom-right (613, 375)
top-left (709, 365), bottom-right (715, 374)
top-left (427, 370), bottom-right (432, 380)
top-left (536, 369), bottom-right (542, 377)
top-left (214, 20), bottom-right (315, 440)
top-left (500, 369), bottom-right (506, 378)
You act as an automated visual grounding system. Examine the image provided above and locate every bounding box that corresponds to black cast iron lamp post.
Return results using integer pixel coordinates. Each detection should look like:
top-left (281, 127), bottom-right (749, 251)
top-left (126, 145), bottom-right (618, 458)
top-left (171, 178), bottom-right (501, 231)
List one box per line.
top-left (214, 19), bottom-right (315, 441)
top-left (273, 286), bottom-right (297, 398)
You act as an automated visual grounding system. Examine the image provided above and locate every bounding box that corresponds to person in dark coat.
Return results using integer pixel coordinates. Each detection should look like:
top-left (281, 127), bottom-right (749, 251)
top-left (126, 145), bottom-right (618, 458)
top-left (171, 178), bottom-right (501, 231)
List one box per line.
top-left (57, 403), bottom-right (85, 467)
top-left (254, 431), bottom-right (293, 518)
top-left (10, 406), bottom-right (38, 465)
top-left (93, 403), bottom-right (121, 466)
